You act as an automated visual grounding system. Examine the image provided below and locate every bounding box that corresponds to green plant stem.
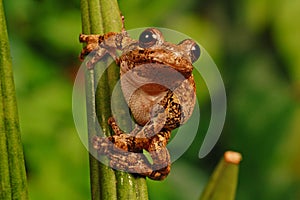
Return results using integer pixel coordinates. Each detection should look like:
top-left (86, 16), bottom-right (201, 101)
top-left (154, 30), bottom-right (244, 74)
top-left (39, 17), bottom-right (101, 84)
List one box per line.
top-left (80, 0), bottom-right (148, 199)
top-left (0, 1), bottom-right (28, 199)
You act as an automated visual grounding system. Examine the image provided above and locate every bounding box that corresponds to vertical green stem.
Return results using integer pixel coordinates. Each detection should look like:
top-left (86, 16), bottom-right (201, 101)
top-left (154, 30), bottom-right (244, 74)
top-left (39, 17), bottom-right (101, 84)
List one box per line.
top-left (80, 0), bottom-right (148, 199)
top-left (0, 0), bottom-right (29, 199)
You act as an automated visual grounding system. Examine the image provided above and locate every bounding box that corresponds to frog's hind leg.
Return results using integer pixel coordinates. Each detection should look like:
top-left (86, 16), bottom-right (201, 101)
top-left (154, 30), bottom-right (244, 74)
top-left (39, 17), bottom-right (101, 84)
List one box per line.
top-left (92, 129), bottom-right (171, 180)
top-left (141, 130), bottom-right (171, 180)
top-left (108, 134), bottom-right (171, 181)
top-left (93, 104), bottom-right (170, 180)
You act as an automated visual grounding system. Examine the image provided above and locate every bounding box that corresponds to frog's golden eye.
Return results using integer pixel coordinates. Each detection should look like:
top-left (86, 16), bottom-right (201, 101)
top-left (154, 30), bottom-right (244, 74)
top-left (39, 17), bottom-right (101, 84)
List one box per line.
top-left (139, 28), bottom-right (161, 48)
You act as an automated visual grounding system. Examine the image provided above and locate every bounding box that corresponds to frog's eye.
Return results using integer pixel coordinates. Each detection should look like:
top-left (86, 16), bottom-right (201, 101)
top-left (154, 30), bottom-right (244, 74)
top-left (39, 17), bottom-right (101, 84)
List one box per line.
top-left (190, 43), bottom-right (201, 63)
top-left (139, 28), bottom-right (162, 48)
top-left (179, 39), bottom-right (201, 63)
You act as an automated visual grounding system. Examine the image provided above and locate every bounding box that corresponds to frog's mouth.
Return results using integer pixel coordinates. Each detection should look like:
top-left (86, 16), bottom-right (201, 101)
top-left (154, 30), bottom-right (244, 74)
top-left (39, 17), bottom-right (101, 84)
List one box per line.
top-left (121, 63), bottom-right (187, 94)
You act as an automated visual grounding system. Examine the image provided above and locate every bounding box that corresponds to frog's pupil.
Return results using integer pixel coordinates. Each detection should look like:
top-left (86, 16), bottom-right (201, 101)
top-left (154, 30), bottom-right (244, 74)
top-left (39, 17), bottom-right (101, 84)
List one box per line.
top-left (142, 32), bottom-right (153, 42)
top-left (144, 34), bottom-right (151, 40)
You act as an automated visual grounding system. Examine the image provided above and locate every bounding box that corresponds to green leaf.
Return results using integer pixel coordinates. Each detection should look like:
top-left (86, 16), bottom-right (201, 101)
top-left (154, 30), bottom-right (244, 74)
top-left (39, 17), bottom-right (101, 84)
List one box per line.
top-left (0, 0), bottom-right (29, 199)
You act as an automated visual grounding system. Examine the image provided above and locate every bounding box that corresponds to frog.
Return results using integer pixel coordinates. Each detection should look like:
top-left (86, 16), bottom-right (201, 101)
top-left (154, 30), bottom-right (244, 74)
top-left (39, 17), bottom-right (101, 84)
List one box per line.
top-left (79, 27), bottom-right (200, 180)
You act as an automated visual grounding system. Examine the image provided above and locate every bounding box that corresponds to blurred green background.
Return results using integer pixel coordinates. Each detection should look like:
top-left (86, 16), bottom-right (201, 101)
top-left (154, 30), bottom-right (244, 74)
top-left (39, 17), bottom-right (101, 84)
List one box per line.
top-left (3, 0), bottom-right (300, 199)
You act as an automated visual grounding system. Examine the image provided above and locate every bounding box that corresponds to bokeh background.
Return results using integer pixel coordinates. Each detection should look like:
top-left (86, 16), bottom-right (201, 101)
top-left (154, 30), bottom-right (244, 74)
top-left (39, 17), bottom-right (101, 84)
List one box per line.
top-left (3, 0), bottom-right (300, 199)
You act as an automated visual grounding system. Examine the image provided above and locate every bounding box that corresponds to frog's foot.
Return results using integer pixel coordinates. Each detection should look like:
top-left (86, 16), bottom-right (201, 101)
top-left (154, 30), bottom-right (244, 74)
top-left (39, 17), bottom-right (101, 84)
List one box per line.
top-left (79, 34), bottom-right (101, 61)
top-left (79, 34), bottom-right (112, 69)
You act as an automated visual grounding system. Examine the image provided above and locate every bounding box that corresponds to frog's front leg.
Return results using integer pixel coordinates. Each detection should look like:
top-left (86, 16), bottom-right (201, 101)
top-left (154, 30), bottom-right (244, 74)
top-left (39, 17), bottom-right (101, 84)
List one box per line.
top-left (93, 103), bottom-right (167, 154)
top-left (143, 130), bottom-right (171, 180)
top-left (79, 32), bottom-right (126, 67)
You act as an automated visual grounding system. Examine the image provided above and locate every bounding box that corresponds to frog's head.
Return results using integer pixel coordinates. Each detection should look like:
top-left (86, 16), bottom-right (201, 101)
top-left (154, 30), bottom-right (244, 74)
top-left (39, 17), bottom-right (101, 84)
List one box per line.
top-left (137, 28), bottom-right (201, 77)
top-left (119, 28), bottom-right (200, 97)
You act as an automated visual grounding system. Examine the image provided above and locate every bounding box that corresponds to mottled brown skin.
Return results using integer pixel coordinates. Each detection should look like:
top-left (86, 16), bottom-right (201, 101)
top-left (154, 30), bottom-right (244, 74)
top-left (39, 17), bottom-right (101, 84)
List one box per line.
top-left (80, 28), bottom-right (200, 180)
